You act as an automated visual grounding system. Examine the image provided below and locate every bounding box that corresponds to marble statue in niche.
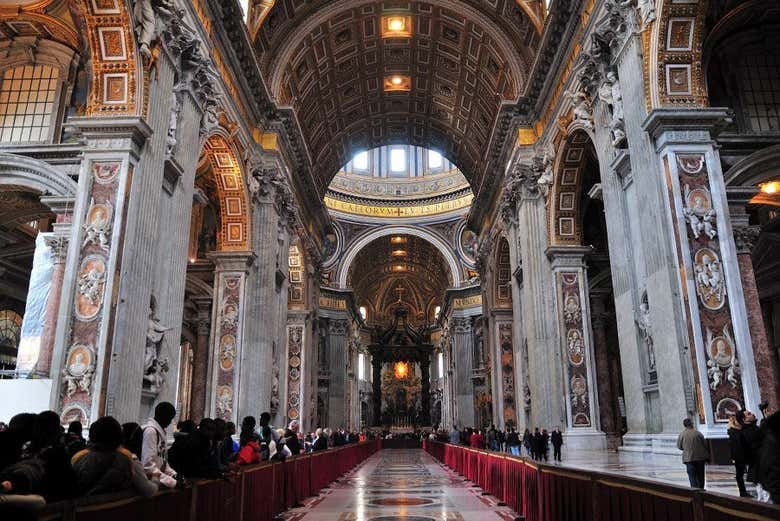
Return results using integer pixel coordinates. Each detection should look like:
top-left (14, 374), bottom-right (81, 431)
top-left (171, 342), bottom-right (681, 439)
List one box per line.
top-left (598, 71), bottom-right (627, 147)
top-left (62, 344), bottom-right (95, 397)
top-left (165, 91), bottom-right (180, 158)
top-left (683, 185), bottom-right (717, 240)
top-left (618, 0), bottom-right (656, 28)
top-left (694, 248), bottom-right (726, 310)
top-left (270, 356), bottom-right (280, 414)
top-left (132, 0), bottom-right (173, 60)
top-left (144, 296), bottom-right (171, 393)
top-left (635, 291), bottom-right (657, 378)
top-left (706, 326), bottom-right (740, 390)
top-left (82, 200), bottom-right (112, 252)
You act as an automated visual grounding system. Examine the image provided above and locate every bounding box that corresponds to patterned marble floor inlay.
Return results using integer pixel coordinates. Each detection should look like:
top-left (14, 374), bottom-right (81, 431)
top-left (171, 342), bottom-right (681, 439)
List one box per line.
top-left (278, 449), bottom-right (518, 521)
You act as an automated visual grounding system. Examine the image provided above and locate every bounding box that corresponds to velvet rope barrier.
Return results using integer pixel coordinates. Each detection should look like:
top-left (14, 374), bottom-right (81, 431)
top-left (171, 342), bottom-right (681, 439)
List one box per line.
top-left (39, 439), bottom-right (381, 521)
top-left (422, 440), bottom-right (780, 521)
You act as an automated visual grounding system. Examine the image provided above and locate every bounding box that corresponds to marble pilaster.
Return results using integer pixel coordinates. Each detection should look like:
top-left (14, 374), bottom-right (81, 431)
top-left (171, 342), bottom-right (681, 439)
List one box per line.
top-left (451, 316), bottom-right (476, 428)
top-left (50, 118), bottom-right (152, 425)
top-left (206, 251), bottom-right (254, 424)
top-left (189, 296), bottom-right (212, 422)
top-left (327, 318), bottom-right (349, 428)
top-left (643, 109), bottom-right (762, 433)
top-left (547, 246), bottom-right (606, 449)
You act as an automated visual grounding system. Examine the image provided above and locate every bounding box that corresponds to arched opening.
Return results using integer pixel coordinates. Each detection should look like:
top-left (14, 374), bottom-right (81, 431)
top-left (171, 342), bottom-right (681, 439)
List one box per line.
top-left (549, 130), bottom-right (627, 447)
top-left (177, 134), bottom-right (252, 422)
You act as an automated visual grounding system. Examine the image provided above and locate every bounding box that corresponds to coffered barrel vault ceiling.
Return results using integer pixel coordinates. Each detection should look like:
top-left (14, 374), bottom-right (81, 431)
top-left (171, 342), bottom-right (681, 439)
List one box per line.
top-left (347, 234), bottom-right (451, 324)
top-left (252, 0), bottom-right (540, 190)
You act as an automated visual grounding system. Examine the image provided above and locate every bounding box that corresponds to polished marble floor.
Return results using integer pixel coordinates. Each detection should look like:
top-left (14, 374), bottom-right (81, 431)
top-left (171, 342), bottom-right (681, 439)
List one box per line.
top-left (280, 449), bottom-right (519, 521)
top-left (536, 447), bottom-right (744, 497)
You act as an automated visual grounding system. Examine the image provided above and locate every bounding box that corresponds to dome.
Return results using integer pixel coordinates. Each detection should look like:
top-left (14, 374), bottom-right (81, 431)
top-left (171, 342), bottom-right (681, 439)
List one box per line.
top-left (325, 145), bottom-right (472, 221)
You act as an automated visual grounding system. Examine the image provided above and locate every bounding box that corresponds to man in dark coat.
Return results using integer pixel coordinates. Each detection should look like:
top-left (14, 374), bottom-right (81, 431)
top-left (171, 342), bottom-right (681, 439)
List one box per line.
top-left (541, 429), bottom-right (550, 461)
top-left (551, 427), bottom-right (564, 462)
top-left (757, 411), bottom-right (780, 503)
top-left (740, 410), bottom-right (763, 485)
top-left (532, 428), bottom-right (543, 460)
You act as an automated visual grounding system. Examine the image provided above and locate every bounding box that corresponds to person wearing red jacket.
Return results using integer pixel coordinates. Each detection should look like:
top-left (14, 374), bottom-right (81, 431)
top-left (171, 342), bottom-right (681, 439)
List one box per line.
top-left (469, 429), bottom-right (486, 449)
top-left (235, 440), bottom-right (260, 465)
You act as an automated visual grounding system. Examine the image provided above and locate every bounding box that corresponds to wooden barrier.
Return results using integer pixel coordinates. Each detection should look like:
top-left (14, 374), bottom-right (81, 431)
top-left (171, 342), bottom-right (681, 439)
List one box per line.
top-left (36, 439), bottom-right (381, 521)
top-left (422, 440), bottom-right (780, 521)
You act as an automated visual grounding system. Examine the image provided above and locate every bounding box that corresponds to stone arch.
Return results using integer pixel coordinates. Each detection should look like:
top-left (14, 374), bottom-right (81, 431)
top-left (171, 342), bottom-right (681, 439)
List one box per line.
top-left (548, 130), bottom-right (598, 246)
top-left (337, 225), bottom-right (462, 288)
top-left (649, 0), bottom-right (712, 108)
top-left (725, 144), bottom-right (780, 188)
top-left (0, 152), bottom-right (77, 196)
top-left (199, 134), bottom-right (252, 251)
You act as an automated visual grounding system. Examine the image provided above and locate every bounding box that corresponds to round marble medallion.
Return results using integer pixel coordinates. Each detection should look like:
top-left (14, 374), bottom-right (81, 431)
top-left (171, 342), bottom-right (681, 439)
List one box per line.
top-left (368, 498), bottom-right (434, 507)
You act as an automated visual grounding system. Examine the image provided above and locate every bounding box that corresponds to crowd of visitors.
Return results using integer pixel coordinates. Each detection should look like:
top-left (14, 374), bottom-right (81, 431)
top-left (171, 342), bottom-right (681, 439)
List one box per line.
top-left (677, 405), bottom-right (779, 502)
top-left (429, 424), bottom-right (565, 462)
top-left (0, 403), bottom-right (370, 518)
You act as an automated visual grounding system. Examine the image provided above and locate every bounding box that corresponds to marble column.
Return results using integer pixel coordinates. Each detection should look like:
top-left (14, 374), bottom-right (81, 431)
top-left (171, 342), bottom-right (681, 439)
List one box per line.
top-left (189, 296), bottom-right (212, 422)
top-left (242, 165), bottom-right (290, 423)
top-left (508, 160), bottom-right (564, 432)
top-left (451, 316), bottom-right (475, 428)
top-left (590, 290), bottom-right (621, 447)
top-left (32, 234), bottom-right (68, 377)
top-left (327, 318), bottom-right (349, 428)
top-left (420, 356), bottom-right (431, 425)
top-left (732, 224), bottom-right (780, 406)
top-left (35, 197), bottom-right (74, 378)
top-left (547, 246), bottom-right (605, 449)
top-left (372, 355), bottom-right (382, 426)
top-left (207, 251), bottom-right (254, 424)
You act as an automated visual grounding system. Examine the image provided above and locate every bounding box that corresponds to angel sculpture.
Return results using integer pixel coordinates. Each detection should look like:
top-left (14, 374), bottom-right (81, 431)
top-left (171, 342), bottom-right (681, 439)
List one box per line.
top-left (564, 88), bottom-right (594, 130)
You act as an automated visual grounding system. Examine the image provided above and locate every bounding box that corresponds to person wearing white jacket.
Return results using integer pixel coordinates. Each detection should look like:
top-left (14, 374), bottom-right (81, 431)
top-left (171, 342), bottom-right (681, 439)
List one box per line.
top-left (141, 402), bottom-right (178, 488)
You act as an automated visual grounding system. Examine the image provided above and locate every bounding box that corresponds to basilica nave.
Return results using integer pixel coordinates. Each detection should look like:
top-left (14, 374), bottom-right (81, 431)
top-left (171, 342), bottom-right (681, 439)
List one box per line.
top-left (1, 0), bottom-right (780, 519)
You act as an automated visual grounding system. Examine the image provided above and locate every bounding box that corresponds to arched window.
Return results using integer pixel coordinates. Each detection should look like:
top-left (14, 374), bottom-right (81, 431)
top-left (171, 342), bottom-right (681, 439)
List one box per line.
top-left (434, 305), bottom-right (441, 319)
top-left (0, 65), bottom-right (60, 143)
top-left (359, 305), bottom-right (368, 321)
top-left (358, 352), bottom-right (365, 380)
top-left (0, 310), bottom-right (23, 370)
top-left (437, 352), bottom-right (444, 379)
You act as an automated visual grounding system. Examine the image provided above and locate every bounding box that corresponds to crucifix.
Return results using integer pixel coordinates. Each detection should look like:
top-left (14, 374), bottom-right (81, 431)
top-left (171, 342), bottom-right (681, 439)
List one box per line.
top-left (394, 284), bottom-right (406, 303)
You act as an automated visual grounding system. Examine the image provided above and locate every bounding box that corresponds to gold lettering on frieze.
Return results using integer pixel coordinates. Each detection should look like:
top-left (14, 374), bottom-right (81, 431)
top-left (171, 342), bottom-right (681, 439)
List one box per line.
top-left (319, 296), bottom-right (347, 310)
top-left (453, 294), bottom-right (482, 309)
top-left (324, 194), bottom-right (473, 218)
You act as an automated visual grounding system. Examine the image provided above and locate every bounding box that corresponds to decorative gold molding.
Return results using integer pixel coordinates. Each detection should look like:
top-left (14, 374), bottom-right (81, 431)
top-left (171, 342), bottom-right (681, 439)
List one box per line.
top-left (324, 193), bottom-right (473, 218)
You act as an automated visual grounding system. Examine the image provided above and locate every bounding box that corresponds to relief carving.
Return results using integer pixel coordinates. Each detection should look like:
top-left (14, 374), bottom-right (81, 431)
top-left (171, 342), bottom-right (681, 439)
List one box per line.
top-left (694, 248), bottom-right (726, 310)
top-left (62, 344), bottom-right (95, 397)
top-left (683, 185), bottom-right (717, 240)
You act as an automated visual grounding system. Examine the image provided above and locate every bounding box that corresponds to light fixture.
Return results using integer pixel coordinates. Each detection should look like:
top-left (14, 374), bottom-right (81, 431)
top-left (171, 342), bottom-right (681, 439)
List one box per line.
top-left (392, 264), bottom-right (406, 272)
top-left (384, 74), bottom-right (411, 92)
top-left (391, 249), bottom-right (407, 257)
top-left (761, 181), bottom-right (780, 195)
top-left (390, 236), bottom-right (407, 244)
top-left (381, 15), bottom-right (412, 38)
top-left (388, 17), bottom-right (405, 31)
